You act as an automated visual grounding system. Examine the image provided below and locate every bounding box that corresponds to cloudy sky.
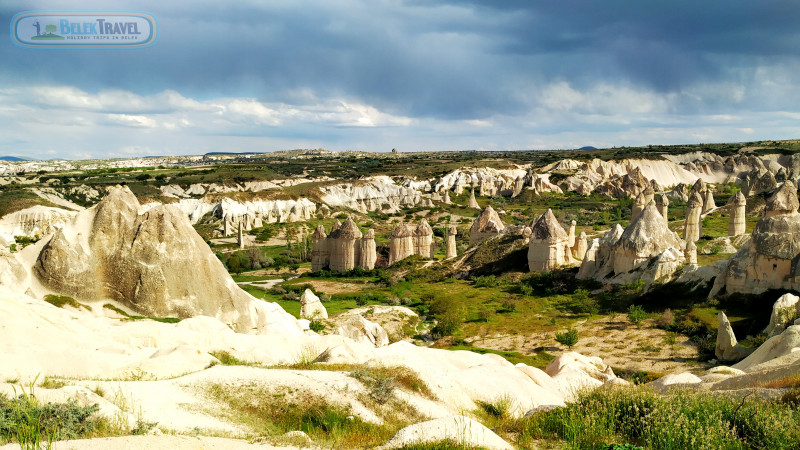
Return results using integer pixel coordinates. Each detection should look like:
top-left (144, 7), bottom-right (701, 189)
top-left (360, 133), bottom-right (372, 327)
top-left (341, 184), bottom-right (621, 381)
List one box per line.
top-left (1, 1), bottom-right (799, 160)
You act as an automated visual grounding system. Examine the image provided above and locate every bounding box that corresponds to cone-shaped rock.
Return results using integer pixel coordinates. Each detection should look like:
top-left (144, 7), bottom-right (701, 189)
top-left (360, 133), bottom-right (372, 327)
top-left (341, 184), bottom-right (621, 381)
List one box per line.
top-left (328, 217), bottom-right (362, 271)
top-left (765, 180), bottom-right (799, 217)
top-left (715, 312), bottom-right (752, 361)
top-left (683, 192), bottom-right (703, 242)
top-left (414, 220), bottom-right (434, 258)
top-left (703, 189), bottom-right (716, 214)
top-left (728, 191), bottom-right (746, 236)
top-left (469, 206), bottom-right (505, 245)
top-left (528, 209), bottom-right (569, 273)
top-left (300, 289), bottom-right (328, 320)
top-left (468, 189), bottom-right (480, 209)
top-left (567, 220), bottom-right (576, 248)
top-left (573, 231), bottom-right (588, 261)
top-left (613, 202), bottom-right (685, 274)
top-left (656, 194), bottom-right (669, 220)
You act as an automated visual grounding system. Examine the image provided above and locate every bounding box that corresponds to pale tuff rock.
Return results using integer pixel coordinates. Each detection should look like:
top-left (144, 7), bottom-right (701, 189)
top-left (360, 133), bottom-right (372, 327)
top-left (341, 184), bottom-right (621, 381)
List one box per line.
top-left (567, 220), bottom-right (576, 248)
top-left (527, 209), bottom-right (571, 273)
top-left (764, 293), bottom-right (800, 337)
top-left (711, 181), bottom-right (800, 297)
top-left (657, 194), bottom-right (669, 219)
top-left (384, 416), bottom-right (513, 450)
top-left (414, 220), bottom-right (434, 259)
top-left (358, 229), bottom-right (377, 270)
top-left (328, 217), bottom-right (363, 272)
top-left (389, 223), bottom-right (416, 265)
top-left (236, 221), bottom-right (244, 249)
top-left (612, 202), bottom-right (685, 274)
top-left (595, 166), bottom-right (652, 199)
top-left (468, 189), bottom-right (480, 209)
top-left (685, 241), bottom-right (698, 265)
top-left (631, 186), bottom-right (655, 220)
top-left (732, 324), bottom-right (800, 372)
top-left (521, 226), bottom-right (532, 242)
top-left (311, 225), bottom-right (329, 271)
top-left (0, 205), bottom-right (76, 242)
top-left (469, 205), bottom-right (505, 245)
top-left (728, 191), bottom-right (747, 236)
top-left (443, 190), bottom-right (452, 204)
top-left (699, 236), bottom-right (738, 255)
top-left (684, 192), bottom-right (703, 242)
top-left (742, 170), bottom-right (778, 196)
top-left (545, 352), bottom-right (619, 400)
top-left (512, 176), bottom-right (525, 197)
top-left (577, 224), bottom-right (624, 280)
top-left (33, 186), bottom-right (302, 335)
top-left (320, 176), bottom-right (426, 214)
top-left (704, 188), bottom-right (716, 214)
top-left (312, 218), bottom-right (377, 272)
top-left (573, 231), bottom-right (588, 261)
top-left (715, 312), bottom-right (754, 361)
top-left (445, 225), bottom-right (458, 259)
top-left (649, 372), bottom-right (703, 389)
top-left (300, 289), bottom-right (328, 320)
top-left (334, 315), bottom-right (389, 347)
top-left (175, 197), bottom-right (316, 227)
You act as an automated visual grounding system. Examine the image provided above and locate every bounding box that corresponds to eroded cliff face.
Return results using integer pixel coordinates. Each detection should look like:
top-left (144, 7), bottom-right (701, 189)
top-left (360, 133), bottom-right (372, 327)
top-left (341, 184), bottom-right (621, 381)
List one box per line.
top-left (34, 185), bottom-right (302, 335)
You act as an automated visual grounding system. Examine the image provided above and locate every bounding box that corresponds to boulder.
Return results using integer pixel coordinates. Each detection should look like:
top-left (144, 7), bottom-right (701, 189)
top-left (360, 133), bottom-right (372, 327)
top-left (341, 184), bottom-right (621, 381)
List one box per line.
top-left (300, 289), bottom-right (328, 320)
top-left (715, 311), bottom-right (753, 361)
top-left (334, 314), bottom-right (389, 347)
top-left (383, 415), bottom-right (513, 450)
top-left (33, 186), bottom-right (302, 335)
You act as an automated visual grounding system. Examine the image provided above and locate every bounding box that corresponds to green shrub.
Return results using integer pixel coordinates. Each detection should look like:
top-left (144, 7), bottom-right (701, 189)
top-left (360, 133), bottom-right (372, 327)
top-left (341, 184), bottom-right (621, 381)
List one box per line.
top-left (555, 328), bottom-right (579, 349)
top-left (627, 305), bottom-right (647, 329)
top-left (472, 275), bottom-right (498, 288)
top-left (0, 389), bottom-right (101, 446)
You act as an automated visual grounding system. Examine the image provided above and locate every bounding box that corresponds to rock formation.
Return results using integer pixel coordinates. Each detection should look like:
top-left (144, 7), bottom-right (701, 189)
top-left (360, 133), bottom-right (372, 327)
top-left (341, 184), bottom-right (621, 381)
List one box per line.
top-left (715, 312), bottom-right (753, 361)
top-left (631, 186), bottom-right (654, 220)
top-left (334, 315), bottom-right (389, 347)
top-left (445, 225), bottom-right (458, 259)
top-left (443, 190), bottom-right (452, 204)
top-left (358, 229), bottom-right (377, 270)
top-left (728, 191), bottom-right (747, 236)
top-left (528, 209), bottom-right (570, 273)
top-left (328, 217), bottom-right (362, 272)
top-left (703, 189), bottom-right (716, 214)
top-left (389, 223), bottom-right (416, 265)
top-left (684, 191), bottom-right (703, 242)
top-left (567, 220), bottom-right (576, 248)
top-left (612, 202), bottom-right (685, 274)
top-left (573, 231), bottom-right (588, 261)
top-left (237, 221), bottom-right (244, 249)
top-left (0, 206), bottom-right (76, 242)
top-left (577, 224), bottom-right (624, 280)
top-left (311, 225), bottom-right (329, 271)
top-left (414, 220), bottom-right (434, 258)
top-left (469, 206), bottom-right (505, 245)
top-left (468, 189), bottom-right (480, 209)
top-left (300, 289), bottom-right (328, 320)
top-left (33, 185), bottom-right (300, 334)
top-left (764, 293), bottom-right (800, 337)
top-left (711, 181), bottom-right (800, 297)
top-left (685, 241), bottom-right (698, 265)
top-left (657, 194), bottom-right (669, 219)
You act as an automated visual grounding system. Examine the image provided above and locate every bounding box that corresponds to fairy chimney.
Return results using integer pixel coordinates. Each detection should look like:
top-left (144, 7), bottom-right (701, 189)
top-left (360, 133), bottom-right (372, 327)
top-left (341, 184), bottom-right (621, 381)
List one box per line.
top-left (528, 209), bottom-right (569, 273)
top-left (685, 240), bottom-right (698, 265)
top-left (656, 194), bottom-right (669, 220)
top-left (358, 229), bottom-right (377, 270)
top-left (443, 190), bottom-right (452, 204)
top-left (328, 217), bottom-right (362, 271)
top-left (414, 220), bottom-right (434, 259)
top-left (468, 189), bottom-right (480, 209)
top-left (574, 231), bottom-right (588, 261)
top-left (311, 225), bottom-right (329, 271)
top-left (445, 225), bottom-right (458, 259)
top-left (703, 189), bottom-right (716, 214)
top-left (613, 202), bottom-right (685, 274)
top-left (684, 192), bottom-right (703, 243)
top-left (567, 220), bottom-right (576, 248)
top-left (389, 223), bottom-right (416, 265)
top-left (237, 221), bottom-right (244, 249)
top-left (728, 191), bottom-right (747, 236)
top-left (469, 205), bottom-right (505, 245)
top-left (765, 180), bottom-right (799, 217)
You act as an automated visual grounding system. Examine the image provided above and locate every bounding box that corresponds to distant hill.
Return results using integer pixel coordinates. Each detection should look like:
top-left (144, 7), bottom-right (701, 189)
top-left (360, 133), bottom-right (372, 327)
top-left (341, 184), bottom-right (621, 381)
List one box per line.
top-left (578, 146), bottom-right (597, 150)
top-left (204, 152), bottom-right (261, 156)
top-left (0, 156), bottom-right (30, 161)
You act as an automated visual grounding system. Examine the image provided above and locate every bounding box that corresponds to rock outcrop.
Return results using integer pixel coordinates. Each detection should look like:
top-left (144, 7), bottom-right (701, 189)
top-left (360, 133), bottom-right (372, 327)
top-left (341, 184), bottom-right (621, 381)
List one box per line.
top-left (612, 202), bottom-right (685, 274)
top-left (311, 219), bottom-right (376, 272)
top-left (631, 186), bottom-right (654, 220)
top-left (468, 189), bottom-right (480, 209)
top-left (684, 192), bottom-right (703, 243)
top-left (0, 205), bottom-right (76, 242)
top-left (445, 225), bottom-right (458, 259)
top-left (685, 241), bottom-right (698, 265)
top-left (764, 293), bottom-right (800, 337)
top-left (300, 289), bottom-right (328, 320)
top-left (469, 206), bottom-right (505, 245)
top-left (33, 186), bottom-right (301, 335)
top-left (414, 220), bottom-right (434, 259)
top-left (715, 312), bottom-right (754, 361)
top-left (384, 416), bottom-right (513, 450)
top-left (527, 209), bottom-right (570, 273)
top-left (657, 194), bottom-right (669, 219)
top-left (711, 181), bottom-right (800, 297)
top-left (573, 231), bottom-right (588, 261)
top-left (389, 223), bottom-right (416, 265)
top-left (334, 315), bottom-right (389, 347)
top-left (728, 191), bottom-right (747, 236)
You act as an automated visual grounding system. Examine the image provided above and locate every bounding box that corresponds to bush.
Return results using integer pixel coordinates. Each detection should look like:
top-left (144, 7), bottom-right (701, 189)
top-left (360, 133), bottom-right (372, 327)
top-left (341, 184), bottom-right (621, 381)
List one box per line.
top-left (0, 390), bottom-right (101, 446)
top-left (473, 275), bottom-right (498, 288)
top-left (501, 299), bottom-right (517, 313)
top-left (627, 305), bottom-right (647, 329)
top-left (656, 309), bottom-right (675, 329)
top-left (555, 328), bottom-right (579, 349)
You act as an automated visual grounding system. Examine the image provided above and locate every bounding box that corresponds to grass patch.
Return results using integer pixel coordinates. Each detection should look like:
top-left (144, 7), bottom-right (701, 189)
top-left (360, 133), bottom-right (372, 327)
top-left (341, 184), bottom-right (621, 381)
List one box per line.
top-left (44, 294), bottom-right (91, 311)
top-left (350, 365), bottom-right (435, 402)
top-left (209, 350), bottom-right (256, 367)
top-left (444, 340), bottom-right (555, 369)
top-left (101, 303), bottom-right (180, 324)
top-left (518, 385), bottom-right (800, 449)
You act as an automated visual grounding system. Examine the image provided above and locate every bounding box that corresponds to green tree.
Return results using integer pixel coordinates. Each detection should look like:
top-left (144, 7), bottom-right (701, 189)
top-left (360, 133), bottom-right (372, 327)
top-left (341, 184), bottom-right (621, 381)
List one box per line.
top-left (627, 304), bottom-right (647, 329)
top-left (555, 328), bottom-right (579, 349)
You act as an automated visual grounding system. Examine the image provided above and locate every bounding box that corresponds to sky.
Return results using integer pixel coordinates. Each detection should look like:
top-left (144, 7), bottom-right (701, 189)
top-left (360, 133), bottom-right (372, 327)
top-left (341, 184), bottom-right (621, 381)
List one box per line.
top-left (1, 1), bottom-right (799, 160)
